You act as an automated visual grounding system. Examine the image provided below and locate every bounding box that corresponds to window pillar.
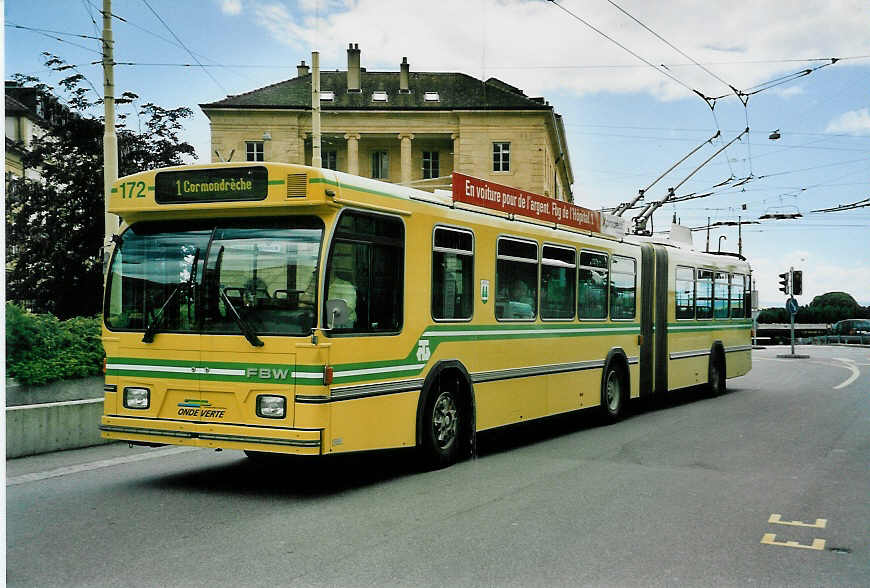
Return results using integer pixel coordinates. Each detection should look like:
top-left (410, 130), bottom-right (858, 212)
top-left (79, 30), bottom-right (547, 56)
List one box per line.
top-left (398, 133), bottom-right (414, 185)
top-left (451, 133), bottom-right (460, 173)
top-left (344, 133), bottom-right (360, 175)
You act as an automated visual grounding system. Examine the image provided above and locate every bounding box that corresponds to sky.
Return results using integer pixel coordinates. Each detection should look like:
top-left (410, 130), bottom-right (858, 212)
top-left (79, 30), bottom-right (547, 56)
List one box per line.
top-left (5, 0), bottom-right (869, 307)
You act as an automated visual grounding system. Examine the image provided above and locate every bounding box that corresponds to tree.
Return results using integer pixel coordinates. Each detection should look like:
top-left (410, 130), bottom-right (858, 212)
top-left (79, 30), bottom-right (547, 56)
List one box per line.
top-left (757, 291), bottom-right (865, 325)
top-left (5, 54), bottom-right (196, 319)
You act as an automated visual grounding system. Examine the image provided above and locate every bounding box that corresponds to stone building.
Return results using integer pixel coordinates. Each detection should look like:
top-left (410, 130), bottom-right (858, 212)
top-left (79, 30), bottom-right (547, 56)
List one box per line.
top-left (200, 44), bottom-right (573, 200)
top-left (5, 82), bottom-right (47, 180)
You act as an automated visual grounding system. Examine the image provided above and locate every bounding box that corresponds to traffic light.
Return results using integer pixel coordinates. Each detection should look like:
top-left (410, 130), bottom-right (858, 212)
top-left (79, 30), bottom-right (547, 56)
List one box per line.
top-left (792, 270), bottom-right (802, 296)
top-left (778, 272), bottom-right (790, 294)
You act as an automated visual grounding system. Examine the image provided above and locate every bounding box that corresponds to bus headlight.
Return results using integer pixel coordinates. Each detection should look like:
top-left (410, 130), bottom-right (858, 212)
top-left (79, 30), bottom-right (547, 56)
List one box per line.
top-left (257, 395), bottom-right (286, 419)
top-left (123, 387), bottom-right (150, 409)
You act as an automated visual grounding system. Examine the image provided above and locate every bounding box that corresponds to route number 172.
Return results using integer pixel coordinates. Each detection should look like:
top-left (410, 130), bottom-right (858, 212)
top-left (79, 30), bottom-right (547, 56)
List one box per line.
top-left (119, 181), bottom-right (147, 199)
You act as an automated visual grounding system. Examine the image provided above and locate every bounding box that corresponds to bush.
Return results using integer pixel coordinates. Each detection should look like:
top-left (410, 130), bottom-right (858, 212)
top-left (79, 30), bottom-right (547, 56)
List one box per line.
top-left (5, 303), bottom-right (104, 386)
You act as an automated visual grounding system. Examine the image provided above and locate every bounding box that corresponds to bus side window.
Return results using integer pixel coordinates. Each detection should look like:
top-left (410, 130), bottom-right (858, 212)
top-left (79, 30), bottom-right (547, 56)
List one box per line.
top-left (675, 266), bottom-right (695, 319)
top-left (495, 237), bottom-right (538, 320)
top-left (578, 251), bottom-right (608, 319)
top-left (713, 271), bottom-right (730, 318)
top-left (540, 245), bottom-right (576, 320)
top-left (696, 270), bottom-right (714, 319)
top-left (730, 273), bottom-right (745, 319)
top-left (432, 227), bottom-right (474, 321)
top-left (325, 211), bottom-right (404, 334)
top-left (610, 255), bottom-right (636, 320)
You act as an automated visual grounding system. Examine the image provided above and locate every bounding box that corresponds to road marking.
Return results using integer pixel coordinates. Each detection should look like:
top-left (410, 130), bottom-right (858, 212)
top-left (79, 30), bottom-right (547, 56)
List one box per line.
top-left (6, 446), bottom-right (200, 486)
top-left (832, 358), bottom-right (860, 389)
top-left (768, 514), bottom-right (827, 528)
top-left (761, 533), bottom-right (826, 550)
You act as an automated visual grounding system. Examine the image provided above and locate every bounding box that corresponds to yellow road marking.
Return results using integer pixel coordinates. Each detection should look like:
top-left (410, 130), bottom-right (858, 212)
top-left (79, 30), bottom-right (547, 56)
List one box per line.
top-left (761, 533), bottom-right (826, 550)
top-left (768, 513), bottom-right (828, 528)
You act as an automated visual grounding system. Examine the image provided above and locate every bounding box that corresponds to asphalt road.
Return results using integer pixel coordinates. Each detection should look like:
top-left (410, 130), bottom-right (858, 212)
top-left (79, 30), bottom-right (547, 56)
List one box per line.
top-left (6, 345), bottom-right (869, 587)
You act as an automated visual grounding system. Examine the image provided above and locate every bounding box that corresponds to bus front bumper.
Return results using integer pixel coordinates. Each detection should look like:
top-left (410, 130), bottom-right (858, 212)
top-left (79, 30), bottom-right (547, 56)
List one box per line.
top-left (100, 415), bottom-right (323, 455)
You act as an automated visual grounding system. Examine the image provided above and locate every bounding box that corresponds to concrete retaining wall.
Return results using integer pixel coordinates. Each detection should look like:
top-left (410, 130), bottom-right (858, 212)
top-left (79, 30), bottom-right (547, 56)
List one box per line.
top-left (6, 376), bottom-right (112, 459)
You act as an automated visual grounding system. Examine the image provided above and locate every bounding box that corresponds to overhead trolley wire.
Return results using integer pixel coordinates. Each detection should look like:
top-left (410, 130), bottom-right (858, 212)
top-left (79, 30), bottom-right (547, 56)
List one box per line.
top-left (139, 0), bottom-right (227, 94)
top-left (5, 23), bottom-right (102, 41)
top-left (545, 0), bottom-right (699, 96)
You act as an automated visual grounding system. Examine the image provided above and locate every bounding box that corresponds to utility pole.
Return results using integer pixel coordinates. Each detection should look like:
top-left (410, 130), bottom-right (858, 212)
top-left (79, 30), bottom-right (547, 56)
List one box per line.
top-left (311, 51), bottom-right (321, 168)
top-left (102, 0), bottom-right (119, 262)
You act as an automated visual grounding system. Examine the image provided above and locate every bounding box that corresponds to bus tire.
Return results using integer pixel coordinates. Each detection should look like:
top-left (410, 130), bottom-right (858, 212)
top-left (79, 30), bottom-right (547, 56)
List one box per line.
top-left (421, 385), bottom-right (463, 469)
top-left (600, 359), bottom-right (627, 423)
top-left (707, 350), bottom-right (726, 397)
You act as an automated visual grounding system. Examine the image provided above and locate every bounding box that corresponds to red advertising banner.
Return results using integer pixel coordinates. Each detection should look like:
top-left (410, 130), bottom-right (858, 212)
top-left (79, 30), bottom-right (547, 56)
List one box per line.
top-left (452, 172), bottom-right (600, 233)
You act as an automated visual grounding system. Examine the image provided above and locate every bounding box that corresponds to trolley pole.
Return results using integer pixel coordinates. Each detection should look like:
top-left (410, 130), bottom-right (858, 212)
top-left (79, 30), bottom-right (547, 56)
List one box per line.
top-left (102, 0), bottom-right (119, 265)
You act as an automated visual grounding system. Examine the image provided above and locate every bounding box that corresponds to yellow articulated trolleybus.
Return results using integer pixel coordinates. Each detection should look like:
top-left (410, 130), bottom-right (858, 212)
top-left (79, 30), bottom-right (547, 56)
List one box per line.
top-left (100, 162), bottom-right (752, 467)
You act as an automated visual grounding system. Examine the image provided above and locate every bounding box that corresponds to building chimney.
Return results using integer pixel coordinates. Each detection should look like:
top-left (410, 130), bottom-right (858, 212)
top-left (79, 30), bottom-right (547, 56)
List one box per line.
top-left (347, 43), bottom-right (361, 92)
top-left (399, 57), bottom-right (410, 93)
top-left (297, 60), bottom-right (309, 77)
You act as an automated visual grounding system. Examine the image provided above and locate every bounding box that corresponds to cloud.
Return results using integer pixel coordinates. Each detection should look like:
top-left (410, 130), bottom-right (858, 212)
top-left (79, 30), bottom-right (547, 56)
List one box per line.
top-left (241, 0), bottom-right (870, 103)
top-left (219, 0), bottom-right (243, 15)
top-left (771, 85), bottom-right (805, 98)
top-left (825, 108), bottom-right (870, 135)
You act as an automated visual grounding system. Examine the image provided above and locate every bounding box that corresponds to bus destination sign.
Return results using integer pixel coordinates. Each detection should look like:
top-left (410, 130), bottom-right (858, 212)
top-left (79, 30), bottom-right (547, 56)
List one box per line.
top-left (155, 166), bottom-right (269, 204)
top-left (452, 172), bottom-right (601, 233)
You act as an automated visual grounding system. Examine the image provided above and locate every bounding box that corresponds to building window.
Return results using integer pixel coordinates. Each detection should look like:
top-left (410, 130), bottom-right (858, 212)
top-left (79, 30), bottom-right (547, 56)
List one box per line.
top-left (424, 92), bottom-right (440, 102)
top-left (371, 151), bottom-right (389, 179)
top-left (320, 91), bottom-right (335, 101)
top-left (246, 141), bottom-right (264, 162)
top-left (432, 227), bottom-right (474, 321)
top-left (423, 151), bottom-right (439, 179)
top-left (493, 142), bottom-right (510, 172)
top-left (372, 91), bottom-right (388, 102)
top-left (323, 151), bottom-right (337, 170)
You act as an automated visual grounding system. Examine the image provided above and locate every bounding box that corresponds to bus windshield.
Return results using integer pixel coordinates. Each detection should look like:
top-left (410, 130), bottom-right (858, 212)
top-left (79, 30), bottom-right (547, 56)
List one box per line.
top-left (105, 217), bottom-right (324, 338)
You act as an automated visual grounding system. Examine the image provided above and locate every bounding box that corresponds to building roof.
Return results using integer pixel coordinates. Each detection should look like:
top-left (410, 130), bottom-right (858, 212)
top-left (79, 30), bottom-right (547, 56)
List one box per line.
top-left (5, 93), bottom-right (30, 115)
top-left (201, 71), bottom-right (554, 112)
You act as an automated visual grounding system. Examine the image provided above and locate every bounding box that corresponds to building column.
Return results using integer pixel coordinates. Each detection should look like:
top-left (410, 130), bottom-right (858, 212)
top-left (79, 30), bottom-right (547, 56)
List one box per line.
top-left (398, 133), bottom-right (414, 185)
top-left (451, 133), bottom-right (460, 174)
top-left (344, 133), bottom-right (360, 175)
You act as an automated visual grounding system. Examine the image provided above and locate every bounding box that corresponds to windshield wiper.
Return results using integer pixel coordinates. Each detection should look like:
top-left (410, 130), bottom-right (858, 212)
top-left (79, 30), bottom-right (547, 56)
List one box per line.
top-left (220, 288), bottom-right (265, 347)
top-left (142, 248), bottom-right (199, 343)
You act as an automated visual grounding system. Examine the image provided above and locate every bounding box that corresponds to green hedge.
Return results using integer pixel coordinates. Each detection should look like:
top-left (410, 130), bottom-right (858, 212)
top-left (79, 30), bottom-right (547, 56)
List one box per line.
top-left (5, 303), bottom-right (104, 386)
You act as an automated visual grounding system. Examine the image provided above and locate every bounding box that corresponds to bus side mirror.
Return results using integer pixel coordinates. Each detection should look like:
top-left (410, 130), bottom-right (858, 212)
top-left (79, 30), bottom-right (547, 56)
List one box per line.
top-left (325, 299), bottom-right (349, 330)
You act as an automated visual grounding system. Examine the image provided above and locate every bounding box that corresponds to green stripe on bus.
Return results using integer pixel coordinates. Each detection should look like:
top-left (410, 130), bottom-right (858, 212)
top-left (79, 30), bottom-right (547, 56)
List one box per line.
top-left (309, 177), bottom-right (405, 201)
top-left (106, 322), bottom-right (647, 386)
top-left (268, 180), bottom-right (285, 185)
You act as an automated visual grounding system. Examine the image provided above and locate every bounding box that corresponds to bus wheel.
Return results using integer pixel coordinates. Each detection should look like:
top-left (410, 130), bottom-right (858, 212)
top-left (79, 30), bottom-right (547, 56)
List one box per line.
top-left (707, 353), bottom-right (726, 396)
top-left (422, 387), bottom-right (461, 468)
top-left (600, 361), bottom-right (626, 423)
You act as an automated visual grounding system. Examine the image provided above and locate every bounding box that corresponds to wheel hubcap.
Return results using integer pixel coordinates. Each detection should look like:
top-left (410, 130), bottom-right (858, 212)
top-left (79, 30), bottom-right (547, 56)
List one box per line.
top-left (606, 372), bottom-right (620, 412)
top-left (432, 392), bottom-right (458, 450)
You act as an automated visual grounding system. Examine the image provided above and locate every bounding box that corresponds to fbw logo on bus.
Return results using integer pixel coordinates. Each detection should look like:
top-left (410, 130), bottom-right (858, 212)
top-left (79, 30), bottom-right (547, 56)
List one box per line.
top-left (246, 367), bottom-right (291, 380)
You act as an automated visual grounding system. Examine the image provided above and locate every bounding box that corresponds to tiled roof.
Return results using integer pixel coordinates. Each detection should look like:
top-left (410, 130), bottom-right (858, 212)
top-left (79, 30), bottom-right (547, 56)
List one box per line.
top-left (201, 71), bottom-right (553, 111)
